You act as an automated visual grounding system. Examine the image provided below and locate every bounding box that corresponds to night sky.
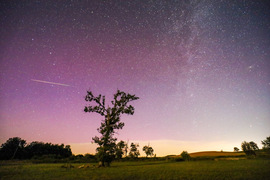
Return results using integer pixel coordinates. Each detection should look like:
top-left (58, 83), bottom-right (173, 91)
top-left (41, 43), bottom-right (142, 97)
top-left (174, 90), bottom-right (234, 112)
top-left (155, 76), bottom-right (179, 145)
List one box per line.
top-left (1, 0), bottom-right (270, 156)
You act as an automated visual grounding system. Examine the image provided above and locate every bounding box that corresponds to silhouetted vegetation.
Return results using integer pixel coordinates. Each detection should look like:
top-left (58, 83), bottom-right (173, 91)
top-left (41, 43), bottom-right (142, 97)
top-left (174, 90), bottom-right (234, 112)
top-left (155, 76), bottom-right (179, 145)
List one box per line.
top-left (234, 147), bottom-right (239, 152)
top-left (84, 90), bottom-right (139, 166)
top-left (129, 143), bottom-right (140, 159)
top-left (115, 141), bottom-right (126, 160)
top-left (0, 137), bottom-right (27, 160)
top-left (0, 137), bottom-right (72, 160)
top-left (249, 141), bottom-right (259, 150)
top-left (261, 136), bottom-right (270, 150)
top-left (241, 141), bottom-right (258, 156)
top-left (181, 151), bottom-right (191, 161)
top-left (143, 145), bottom-right (154, 157)
top-left (69, 153), bottom-right (97, 163)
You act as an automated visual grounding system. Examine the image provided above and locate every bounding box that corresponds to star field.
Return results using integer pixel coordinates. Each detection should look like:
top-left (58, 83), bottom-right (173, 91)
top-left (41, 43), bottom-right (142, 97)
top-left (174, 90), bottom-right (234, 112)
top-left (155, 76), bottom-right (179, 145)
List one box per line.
top-left (0, 0), bottom-right (269, 155)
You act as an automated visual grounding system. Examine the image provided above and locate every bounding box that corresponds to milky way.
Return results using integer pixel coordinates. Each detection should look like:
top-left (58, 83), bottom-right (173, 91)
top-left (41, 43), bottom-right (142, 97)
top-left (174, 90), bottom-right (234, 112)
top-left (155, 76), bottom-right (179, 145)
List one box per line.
top-left (1, 0), bottom-right (269, 155)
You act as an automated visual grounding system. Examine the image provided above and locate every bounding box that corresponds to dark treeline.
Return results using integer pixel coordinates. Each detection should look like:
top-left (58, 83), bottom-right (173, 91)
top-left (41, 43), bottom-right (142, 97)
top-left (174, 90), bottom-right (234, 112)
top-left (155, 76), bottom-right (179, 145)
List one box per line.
top-left (0, 137), bottom-right (72, 160)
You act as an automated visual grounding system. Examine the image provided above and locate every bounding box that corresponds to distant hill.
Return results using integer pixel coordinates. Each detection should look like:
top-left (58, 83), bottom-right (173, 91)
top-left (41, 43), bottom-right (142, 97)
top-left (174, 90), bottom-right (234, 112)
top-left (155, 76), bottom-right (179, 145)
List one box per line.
top-left (164, 150), bottom-right (270, 160)
top-left (164, 151), bottom-right (246, 160)
top-left (189, 151), bottom-right (245, 157)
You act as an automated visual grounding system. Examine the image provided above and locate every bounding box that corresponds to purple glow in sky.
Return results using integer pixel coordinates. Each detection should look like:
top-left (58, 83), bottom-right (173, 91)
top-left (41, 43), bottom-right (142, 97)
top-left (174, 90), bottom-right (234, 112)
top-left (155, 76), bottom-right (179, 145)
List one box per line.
top-left (1, 1), bottom-right (270, 156)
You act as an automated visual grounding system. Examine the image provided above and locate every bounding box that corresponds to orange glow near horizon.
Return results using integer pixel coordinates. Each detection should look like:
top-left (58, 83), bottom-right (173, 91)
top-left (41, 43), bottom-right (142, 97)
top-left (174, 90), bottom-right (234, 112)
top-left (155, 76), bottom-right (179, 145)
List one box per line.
top-left (69, 139), bottom-right (249, 156)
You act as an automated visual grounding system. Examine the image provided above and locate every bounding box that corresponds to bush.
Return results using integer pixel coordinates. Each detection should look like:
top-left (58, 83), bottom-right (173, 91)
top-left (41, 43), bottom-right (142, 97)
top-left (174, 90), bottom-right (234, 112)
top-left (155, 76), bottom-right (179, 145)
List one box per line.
top-left (175, 157), bottom-right (184, 162)
top-left (181, 151), bottom-right (191, 161)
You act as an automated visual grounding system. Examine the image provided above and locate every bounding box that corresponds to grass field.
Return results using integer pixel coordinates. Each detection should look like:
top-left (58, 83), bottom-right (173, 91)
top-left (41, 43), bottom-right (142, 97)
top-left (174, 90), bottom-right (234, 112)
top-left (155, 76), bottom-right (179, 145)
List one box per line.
top-left (1, 159), bottom-right (270, 180)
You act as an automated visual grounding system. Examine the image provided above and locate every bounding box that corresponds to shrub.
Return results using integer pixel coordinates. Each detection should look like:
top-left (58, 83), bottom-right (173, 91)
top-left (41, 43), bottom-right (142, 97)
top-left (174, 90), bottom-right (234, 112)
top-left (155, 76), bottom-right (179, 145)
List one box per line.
top-left (181, 151), bottom-right (191, 161)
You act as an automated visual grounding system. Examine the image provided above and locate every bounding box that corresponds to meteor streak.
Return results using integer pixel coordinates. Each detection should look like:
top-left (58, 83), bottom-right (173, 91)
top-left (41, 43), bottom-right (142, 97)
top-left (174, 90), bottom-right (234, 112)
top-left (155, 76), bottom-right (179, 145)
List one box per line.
top-left (31, 79), bottom-right (71, 87)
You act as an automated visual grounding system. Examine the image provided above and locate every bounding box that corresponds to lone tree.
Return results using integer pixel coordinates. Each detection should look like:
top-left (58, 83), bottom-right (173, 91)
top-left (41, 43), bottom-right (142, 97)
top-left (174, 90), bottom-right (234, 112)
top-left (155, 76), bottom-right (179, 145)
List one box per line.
top-left (115, 140), bottom-right (126, 160)
top-left (84, 90), bottom-right (139, 166)
top-left (143, 145), bottom-right (154, 157)
top-left (129, 143), bottom-right (140, 158)
top-left (234, 147), bottom-right (239, 152)
top-left (261, 136), bottom-right (270, 150)
top-left (180, 151), bottom-right (191, 161)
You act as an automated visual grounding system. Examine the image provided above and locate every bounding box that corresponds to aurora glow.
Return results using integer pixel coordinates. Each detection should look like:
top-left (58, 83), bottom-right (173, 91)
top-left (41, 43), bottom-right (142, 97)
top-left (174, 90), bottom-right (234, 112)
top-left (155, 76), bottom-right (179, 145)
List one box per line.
top-left (1, 1), bottom-right (269, 156)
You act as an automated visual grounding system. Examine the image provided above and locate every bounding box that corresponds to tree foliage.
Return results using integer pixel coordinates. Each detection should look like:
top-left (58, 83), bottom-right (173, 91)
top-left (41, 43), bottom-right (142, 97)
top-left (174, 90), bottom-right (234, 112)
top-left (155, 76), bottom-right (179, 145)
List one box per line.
top-left (249, 141), bottom-right (259, 151)
top-left (129, 143), bottom-right (140, 158)
top-left (84, 90), bottom-right (139, 166)
top-left (115, 141), bottom-right (126, 159)
top-left (26, 141), bottom-right (72, 159)
top-left (143, 145), bottom-right (154, 157)
top-left (261, 136), bottom-right (270, 150)
top-left (234, 147), bottom-right (239, 152)
top-left (0, 137), bottom-right (26, 160)
top-left (0, 137), bottom-right (72, 160)
top-left (241, 141), bottom-right (257, 156)
top-left (180, 151), bottom-right (191, 161)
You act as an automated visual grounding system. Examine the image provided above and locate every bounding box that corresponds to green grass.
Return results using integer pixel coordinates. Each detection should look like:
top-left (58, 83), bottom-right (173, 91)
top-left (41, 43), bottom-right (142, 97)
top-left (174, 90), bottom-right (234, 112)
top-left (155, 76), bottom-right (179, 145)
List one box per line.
top-left (1, 159), bottom-right (270, 180)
